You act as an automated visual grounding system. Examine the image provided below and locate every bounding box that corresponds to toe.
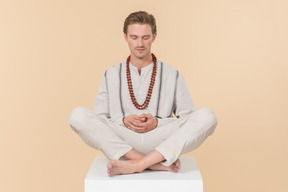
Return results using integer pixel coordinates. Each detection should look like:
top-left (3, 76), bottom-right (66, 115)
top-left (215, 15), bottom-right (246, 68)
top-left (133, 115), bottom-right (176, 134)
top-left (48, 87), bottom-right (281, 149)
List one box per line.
top-left (107, 162), bottom-right (112, 170)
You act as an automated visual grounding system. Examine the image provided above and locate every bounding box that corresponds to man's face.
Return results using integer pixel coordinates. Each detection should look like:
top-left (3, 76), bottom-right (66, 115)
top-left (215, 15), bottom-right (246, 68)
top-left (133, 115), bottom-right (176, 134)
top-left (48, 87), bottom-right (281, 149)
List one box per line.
top-left (124, 23), bottom-right (157, 60)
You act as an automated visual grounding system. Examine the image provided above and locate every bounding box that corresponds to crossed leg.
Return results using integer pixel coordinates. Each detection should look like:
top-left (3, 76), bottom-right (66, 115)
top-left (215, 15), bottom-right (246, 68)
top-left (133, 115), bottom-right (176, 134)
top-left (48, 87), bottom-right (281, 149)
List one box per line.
top-left (69, 107), bottom-right (217, 177)
top-left (68, 107), bottom-right (180, 177)
top-left (107, 108), bottom-right (218, 177)
top-left (107, 149), bottom-right (181, 177)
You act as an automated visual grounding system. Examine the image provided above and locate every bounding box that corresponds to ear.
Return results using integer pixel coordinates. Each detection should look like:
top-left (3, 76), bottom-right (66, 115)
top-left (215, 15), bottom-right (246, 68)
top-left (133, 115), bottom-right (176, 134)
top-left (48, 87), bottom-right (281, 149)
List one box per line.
top-left (124, 33), bottom-right (128, 42)
top-left (152, 33), bottom-right (157, 42)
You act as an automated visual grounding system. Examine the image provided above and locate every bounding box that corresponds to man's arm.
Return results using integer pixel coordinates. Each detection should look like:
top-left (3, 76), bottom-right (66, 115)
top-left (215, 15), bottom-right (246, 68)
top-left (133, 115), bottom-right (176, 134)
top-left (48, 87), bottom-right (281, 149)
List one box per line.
top-left (93, 74), bottom-right (110, 119)
top-left (93, 73), bottom-right (125, 126)
top-left (172, 72), bottom-right (195, 118)
top-left (154, 72), bottom-right (195, 128)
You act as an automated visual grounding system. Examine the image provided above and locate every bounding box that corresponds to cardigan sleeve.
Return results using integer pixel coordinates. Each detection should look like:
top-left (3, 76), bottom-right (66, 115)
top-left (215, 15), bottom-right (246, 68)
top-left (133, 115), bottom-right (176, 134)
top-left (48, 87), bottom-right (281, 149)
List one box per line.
top-left (93, 73), bottom-right (125, 127)
top-left (155, 71), bottom-right (195, 127)
top-left (93, 74), bottom-right (110, 119)
top-left (173, 72), bottom-right (195, 118)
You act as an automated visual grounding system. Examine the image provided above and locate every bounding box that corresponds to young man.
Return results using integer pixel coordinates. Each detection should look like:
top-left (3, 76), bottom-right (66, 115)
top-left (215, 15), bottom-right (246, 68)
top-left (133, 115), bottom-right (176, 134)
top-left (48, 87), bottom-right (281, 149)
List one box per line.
top-left (68, 11), bottom-right (218, 177)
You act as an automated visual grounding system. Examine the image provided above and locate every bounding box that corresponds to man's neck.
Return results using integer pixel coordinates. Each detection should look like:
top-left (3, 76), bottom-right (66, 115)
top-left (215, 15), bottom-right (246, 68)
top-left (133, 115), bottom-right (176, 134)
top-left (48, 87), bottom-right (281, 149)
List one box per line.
top-left (130, 53), bottom-right (153, 75)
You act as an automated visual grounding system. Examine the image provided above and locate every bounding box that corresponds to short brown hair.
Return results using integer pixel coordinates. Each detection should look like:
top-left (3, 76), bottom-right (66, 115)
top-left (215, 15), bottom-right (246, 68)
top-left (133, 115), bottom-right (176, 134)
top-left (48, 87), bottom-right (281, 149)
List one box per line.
top-left (123, 11), bottom-right (157, 35)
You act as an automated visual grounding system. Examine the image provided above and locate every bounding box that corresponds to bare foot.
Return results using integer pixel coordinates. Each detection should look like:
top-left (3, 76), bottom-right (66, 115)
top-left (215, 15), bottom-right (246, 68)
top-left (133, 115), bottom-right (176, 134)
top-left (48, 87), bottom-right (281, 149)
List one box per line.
top-left (107, 159), bottom-right (181, 177)
top-left (107, 159), bottom-right (144, 177)
top-left (174, 159), bottom-right (181, 171)
top-left (149, 159), bottom-right (181, 173)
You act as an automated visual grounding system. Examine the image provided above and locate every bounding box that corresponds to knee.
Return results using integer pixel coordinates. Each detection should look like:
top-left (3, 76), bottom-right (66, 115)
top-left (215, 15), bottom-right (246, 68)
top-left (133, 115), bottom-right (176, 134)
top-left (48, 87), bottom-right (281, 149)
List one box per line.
top-left (198, 107), bottom-right (218, 130)
top-left (68, 106), bottom-right (90, 131)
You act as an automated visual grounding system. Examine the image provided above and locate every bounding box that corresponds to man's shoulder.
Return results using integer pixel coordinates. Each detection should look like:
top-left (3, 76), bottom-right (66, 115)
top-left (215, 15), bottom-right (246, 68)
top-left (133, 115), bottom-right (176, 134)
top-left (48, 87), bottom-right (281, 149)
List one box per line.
top-left (160, 61), bottom-right (178, 72)
top-left (104, 61), bottom-right (124, 74)
top-left (159, 61), bottom-right (181, 79)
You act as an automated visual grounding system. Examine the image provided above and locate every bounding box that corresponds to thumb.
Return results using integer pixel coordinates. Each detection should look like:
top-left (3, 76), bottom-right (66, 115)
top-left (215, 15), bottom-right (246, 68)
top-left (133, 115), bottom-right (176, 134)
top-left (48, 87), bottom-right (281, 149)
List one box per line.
top-left (139, 113), bottom-right (147, 117)
top-left (139, 114), bottom-right (148, 120)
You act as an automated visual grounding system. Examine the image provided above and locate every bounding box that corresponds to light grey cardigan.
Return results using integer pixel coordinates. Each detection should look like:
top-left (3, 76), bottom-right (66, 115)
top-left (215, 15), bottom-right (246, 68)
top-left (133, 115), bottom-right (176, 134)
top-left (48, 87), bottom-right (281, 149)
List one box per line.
top-left (93, 59), bottom-right (195, 127)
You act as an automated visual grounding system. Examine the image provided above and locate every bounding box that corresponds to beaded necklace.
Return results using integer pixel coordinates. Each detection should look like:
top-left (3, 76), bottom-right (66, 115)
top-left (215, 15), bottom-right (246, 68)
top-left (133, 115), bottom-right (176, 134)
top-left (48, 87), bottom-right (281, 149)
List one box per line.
top-left (126, 53), bottom-right (157, 110)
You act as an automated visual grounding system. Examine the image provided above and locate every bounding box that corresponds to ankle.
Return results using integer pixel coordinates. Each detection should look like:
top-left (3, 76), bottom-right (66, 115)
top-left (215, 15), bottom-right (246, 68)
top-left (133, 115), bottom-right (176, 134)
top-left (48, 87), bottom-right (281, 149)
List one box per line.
top-left (133, 159), bottom-right (145, 173)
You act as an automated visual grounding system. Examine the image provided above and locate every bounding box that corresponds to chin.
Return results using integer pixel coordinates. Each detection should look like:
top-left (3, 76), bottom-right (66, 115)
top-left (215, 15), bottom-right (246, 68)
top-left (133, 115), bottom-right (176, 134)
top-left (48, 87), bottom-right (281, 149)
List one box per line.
top-left (133, 52), bottom-right (149, 59)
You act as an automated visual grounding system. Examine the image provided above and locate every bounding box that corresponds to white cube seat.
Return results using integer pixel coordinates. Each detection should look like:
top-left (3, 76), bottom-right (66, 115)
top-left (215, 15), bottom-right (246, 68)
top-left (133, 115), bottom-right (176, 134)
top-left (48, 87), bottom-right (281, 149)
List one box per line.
top-left (85, 156), bottom-right (203, 192)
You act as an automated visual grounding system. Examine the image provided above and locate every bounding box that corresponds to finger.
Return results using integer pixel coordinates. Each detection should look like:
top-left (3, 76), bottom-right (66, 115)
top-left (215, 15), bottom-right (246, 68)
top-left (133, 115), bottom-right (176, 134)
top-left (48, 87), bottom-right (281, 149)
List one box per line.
top-left (138, 115), bottom-right (147, 122)
top-left (134, 118), bottom-right (146, 123)
top-left (133, 116), bottom-right (146, 122)
top-left (139, 113), bottom-right (148, 118)
top-left (131, 120), bottom-right (148, 128)
top-left (126, 123), bottom-right (133, 130)
top-left (127, 121), bottom-right (145, 131)
top-left (133, 127), bottom-right (147, 133)
top-left (143, 113), bottom-right (152, 117)
top-left (126, 122), bottom-right (138, 130)
top-left (130, 124), bottom-right (145, 132)
top-left (131, 121), bottom-right (147, 128)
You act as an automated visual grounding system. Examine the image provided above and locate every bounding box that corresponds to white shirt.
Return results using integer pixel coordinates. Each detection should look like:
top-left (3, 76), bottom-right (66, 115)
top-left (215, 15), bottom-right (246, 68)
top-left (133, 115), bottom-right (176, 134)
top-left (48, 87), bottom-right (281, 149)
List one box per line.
top-left (94, 59), bottom-right (195, 127)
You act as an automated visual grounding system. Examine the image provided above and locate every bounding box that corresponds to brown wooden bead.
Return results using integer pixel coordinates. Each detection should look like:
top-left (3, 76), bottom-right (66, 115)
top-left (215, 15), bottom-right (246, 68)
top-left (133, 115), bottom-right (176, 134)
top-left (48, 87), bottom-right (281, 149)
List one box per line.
top-left (126, 53), bottom-right (157, 110)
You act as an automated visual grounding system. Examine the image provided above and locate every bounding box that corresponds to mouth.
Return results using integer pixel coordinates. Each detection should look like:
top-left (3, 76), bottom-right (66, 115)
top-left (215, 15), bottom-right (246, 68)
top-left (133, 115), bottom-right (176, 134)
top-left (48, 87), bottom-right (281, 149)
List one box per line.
top-left (135, 48), bottom-right (145, 52)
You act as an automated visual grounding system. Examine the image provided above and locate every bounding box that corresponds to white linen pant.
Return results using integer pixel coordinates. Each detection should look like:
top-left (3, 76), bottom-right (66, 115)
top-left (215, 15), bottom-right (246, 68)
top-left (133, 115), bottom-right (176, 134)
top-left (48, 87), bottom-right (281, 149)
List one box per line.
top-left (68, 107), bottom-right (218, 166)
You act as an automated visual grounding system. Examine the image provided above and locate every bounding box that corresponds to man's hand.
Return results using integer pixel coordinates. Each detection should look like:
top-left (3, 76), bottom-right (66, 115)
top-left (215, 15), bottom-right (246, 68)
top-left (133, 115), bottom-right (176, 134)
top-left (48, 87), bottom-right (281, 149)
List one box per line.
top-left (123, 113), bottom-right (158, 133)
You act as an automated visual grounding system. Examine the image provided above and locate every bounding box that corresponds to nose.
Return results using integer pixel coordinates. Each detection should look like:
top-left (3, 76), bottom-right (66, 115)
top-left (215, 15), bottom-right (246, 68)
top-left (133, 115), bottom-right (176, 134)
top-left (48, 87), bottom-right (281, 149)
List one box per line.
top-left (137, 38), bottom-right (144, 47)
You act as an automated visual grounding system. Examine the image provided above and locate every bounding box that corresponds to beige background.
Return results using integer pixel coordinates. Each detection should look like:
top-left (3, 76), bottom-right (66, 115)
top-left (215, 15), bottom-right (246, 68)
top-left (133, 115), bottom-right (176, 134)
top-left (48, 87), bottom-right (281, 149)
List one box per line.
top-left (0, 0), bottom-right (287, 191)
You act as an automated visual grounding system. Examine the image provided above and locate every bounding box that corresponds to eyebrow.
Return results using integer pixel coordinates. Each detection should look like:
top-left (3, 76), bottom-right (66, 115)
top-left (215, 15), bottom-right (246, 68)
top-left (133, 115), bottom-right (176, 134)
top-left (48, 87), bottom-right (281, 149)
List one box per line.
top-left (129, 35), bottom-right (151, 38)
